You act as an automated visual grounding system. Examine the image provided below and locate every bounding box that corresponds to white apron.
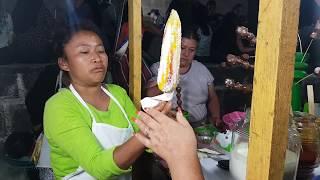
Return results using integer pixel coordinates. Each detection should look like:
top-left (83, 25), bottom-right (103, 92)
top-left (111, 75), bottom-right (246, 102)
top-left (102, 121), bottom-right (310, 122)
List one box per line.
top-left (36, 133), bottom-right (51, 168)
top-left (63, 84), bottom-right (134, 180)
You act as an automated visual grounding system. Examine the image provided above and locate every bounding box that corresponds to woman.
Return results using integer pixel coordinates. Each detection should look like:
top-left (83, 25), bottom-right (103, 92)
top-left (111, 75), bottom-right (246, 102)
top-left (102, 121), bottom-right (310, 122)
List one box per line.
top-left (44, 23), bottom-right (169, 179)
top-left (146, 29), bottom-right (222, 129)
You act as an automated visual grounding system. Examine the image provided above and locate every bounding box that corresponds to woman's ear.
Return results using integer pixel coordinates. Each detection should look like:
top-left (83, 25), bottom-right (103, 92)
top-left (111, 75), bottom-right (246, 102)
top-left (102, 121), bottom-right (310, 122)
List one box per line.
top-left (58, 57), bottom-right (70, 72)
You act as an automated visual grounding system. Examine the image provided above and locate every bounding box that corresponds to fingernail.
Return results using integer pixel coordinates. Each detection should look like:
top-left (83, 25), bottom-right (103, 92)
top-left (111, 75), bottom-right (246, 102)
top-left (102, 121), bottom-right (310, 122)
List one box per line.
top-left (131, 117), bottom-right (136, 122)
top-left (145, 108), bottom-right (150, 112)
top-left (136, 111), bottom-right (142, 118)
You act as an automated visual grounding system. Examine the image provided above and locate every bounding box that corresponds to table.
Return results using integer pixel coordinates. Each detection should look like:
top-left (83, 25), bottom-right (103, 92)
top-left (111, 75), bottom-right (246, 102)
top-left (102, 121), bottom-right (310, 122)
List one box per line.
top-left (200, 158), bottom-right (234, 180)
top-left (200, 157), bottom-right (320, 180)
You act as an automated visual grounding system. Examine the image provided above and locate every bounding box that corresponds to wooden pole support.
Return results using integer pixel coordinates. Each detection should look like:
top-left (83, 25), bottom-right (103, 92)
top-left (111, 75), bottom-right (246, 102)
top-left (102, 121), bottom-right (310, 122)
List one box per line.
top-left (128, 0), bottom-right (142, 109)
top-left (246, 0), bottom-right (300, 179)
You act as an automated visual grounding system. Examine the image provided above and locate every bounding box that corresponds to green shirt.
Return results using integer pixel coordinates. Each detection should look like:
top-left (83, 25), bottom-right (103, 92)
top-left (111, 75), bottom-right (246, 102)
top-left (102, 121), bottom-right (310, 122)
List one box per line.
top-left (44, 84), bottom-right (138, 179)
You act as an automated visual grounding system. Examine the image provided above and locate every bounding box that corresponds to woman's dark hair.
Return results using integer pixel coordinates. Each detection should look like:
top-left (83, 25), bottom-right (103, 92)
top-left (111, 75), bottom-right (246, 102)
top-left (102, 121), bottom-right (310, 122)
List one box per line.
top-left (53, 21), bottom-right (104, 86)
top-left (182, 28), bottom-right (200, 42)
top-left (53, 21), bottom-right (103, 59)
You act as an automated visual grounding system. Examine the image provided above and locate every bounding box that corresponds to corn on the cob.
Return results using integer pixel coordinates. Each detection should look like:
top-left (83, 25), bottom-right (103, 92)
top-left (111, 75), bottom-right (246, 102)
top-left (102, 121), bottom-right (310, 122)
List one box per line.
top-left (157, 9), bottom-right (181, 93)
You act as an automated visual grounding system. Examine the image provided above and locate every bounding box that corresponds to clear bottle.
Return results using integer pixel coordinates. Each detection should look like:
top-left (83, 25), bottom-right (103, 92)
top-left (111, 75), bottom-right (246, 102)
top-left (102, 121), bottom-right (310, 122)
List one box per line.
top-left (229, 124), bottom-right (249, 180)
top-left (230, 116), bottom-right (301, 180)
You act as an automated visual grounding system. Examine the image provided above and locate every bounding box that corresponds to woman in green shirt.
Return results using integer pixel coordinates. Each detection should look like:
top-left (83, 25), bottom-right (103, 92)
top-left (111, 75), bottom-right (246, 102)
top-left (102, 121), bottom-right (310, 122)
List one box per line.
top-left (44, 22), bottom-right (169, 179)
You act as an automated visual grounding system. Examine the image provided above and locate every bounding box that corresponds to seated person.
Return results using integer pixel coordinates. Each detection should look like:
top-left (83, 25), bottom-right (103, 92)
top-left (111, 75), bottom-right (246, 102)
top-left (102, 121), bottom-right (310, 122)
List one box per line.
top-left (146, 29), bottom-right (222, 128)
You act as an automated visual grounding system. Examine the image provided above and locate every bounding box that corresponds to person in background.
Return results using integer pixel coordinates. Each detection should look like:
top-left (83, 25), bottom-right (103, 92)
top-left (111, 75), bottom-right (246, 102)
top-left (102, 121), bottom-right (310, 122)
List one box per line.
top-left (0, 0), bottom-right (14, 49)
top-left (146, 29), bottom-right (223, 129)
top-left (111, 2), bottom-right (161, 96)
top-left (0, 0), bottom-right (56, 64)
top-left (194, 4), bottom-right (213, 63)
top-left (228, 4), bottom-right (255, 54)
top-left (299, 0), bottom-right (320, 73)
top-left (211, 4), bottom-right (254, 63)
top-left (166, 0), bottom-right (198, 30)
top-left (206, 0), bottom-right (223, 33)
top-left (135, 108), bottom-right (204, 180)
top-left (25, 64), bottom-right (59, 180)
top-left (44, 22), bottom-right (170, 179)
top-left (147, 9), bottom-right (165, 28)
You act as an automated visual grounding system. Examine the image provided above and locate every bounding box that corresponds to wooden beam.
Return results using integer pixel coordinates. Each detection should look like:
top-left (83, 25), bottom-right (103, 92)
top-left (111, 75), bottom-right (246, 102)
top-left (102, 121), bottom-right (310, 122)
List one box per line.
top-left (246, 0), bottom-right (300, 180)
top-left (128, 0), bottom-right (142, 109)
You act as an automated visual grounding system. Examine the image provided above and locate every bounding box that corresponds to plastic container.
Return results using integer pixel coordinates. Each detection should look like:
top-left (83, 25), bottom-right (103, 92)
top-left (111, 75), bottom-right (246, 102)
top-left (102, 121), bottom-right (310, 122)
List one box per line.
top-left (292, 52), bottom-right (309, 111)
top-left (293, 113), bottom-right (320, 180)
top-left (295, 52), bottom-right (310, 64)
top-left (292, 70), bottom-right (307, 111)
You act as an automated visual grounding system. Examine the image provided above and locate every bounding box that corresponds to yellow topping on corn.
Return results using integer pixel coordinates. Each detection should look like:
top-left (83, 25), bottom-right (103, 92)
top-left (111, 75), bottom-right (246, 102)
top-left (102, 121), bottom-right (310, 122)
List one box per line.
top-left (157, 10), bottom-right (181, 92)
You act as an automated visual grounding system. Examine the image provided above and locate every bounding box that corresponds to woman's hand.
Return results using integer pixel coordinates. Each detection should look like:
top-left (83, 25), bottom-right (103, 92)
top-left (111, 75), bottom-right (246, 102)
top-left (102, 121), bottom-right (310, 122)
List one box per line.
top-left (135, 108), bottom-right (197, 164)
top-left (210, 116), bottom-right (226, 132)
top-left (153, 101), bottom-right (172, 115)
top-left (135, 108), bottom-right (204, 180)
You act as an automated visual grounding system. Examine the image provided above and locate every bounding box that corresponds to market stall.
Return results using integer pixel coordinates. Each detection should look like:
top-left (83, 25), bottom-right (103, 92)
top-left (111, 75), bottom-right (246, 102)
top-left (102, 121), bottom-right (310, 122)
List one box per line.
top-left (127, 0), bottom-right (318, 179)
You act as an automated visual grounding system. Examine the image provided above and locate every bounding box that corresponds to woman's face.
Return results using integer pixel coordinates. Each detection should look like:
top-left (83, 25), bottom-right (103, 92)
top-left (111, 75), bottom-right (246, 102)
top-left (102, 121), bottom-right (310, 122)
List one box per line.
top-left (180, 37), bottom-right (197, 68)
top-left (60, 30), bottom-right (108, 86)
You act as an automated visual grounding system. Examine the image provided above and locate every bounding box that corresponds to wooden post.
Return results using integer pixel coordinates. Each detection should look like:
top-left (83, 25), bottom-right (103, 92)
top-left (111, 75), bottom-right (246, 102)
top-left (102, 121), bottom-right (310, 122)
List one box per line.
top-left (246, 0), bottom-right (300, 179)
top-left (128, 0), bottom-right (142, 109)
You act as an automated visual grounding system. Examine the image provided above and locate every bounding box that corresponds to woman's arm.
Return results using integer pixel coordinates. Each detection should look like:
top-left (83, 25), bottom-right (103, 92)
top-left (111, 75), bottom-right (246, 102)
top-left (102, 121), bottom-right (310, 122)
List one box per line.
top-left (207, 84), bottom-right (222, 128)
top-left (113, 136), bottom-right (145, 169)
top-left (113, 90), bottom-right (171, 170)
